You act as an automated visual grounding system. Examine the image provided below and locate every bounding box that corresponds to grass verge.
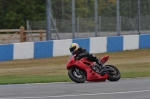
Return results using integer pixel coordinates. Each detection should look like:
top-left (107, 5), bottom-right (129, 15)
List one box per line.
top-left (0, 75), bottom-right (71, 84)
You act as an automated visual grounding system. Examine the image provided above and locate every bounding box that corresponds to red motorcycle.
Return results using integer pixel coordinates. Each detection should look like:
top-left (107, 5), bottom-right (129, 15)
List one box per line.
top-left (66, 55), bottom-right (121, 83)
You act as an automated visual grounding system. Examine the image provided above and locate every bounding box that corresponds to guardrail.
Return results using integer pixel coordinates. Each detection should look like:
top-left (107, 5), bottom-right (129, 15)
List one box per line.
top-left (0, 34), bottom-right (150, 61)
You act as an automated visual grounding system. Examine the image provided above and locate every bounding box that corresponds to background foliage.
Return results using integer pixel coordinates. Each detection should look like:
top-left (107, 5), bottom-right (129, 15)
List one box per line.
top-left (0, 0), bottom-right (150, 29)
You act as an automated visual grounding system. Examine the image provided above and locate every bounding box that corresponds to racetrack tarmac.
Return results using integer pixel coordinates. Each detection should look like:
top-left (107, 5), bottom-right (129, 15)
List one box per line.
top-left (0, 77), bottom-right (150, 99)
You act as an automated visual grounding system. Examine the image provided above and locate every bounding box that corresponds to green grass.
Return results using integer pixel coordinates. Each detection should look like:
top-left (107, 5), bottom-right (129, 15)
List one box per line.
top-left (1, 71), bottom-right (150, 84)
top-left (0, 49), bottom-right (150, 84)
top-left (121, 72), bottom-right (150, 78)
top-left (0, 75), bottom-right (71, 84)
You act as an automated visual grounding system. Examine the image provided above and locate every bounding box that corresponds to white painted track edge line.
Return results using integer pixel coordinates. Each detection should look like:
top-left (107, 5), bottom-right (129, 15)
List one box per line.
top-left (1, 89), bottom-right (150, 99)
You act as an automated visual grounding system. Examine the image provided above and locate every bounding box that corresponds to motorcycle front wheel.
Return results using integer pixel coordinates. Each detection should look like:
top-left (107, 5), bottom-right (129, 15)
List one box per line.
top-left (68, 67), bottom-right (86, 83)
top-left (105, 65), bottom-right (121, 81)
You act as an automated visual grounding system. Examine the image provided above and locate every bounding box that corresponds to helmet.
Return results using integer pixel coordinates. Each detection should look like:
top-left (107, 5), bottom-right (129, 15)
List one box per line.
top-left (69, 43), bottom-right (79, 54)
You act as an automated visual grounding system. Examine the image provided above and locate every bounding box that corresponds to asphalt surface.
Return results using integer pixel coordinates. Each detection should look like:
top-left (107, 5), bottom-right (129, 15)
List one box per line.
top-left (0, 77), bottom-right (150, 99)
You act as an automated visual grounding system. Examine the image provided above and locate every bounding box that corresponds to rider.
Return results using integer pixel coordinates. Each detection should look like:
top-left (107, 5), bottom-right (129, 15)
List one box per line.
top-left (69, 43), bottom-right (104, 70)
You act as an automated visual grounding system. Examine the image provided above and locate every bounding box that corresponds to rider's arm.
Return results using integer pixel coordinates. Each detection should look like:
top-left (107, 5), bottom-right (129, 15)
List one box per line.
top-left (76, 48), bottom-right (89, 59)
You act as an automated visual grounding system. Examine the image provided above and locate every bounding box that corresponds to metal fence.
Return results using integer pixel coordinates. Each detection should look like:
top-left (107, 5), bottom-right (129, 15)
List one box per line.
top-left (27, 0), bottom-right (150, 40)
top-left (27, 15), bottom-right (150, 40)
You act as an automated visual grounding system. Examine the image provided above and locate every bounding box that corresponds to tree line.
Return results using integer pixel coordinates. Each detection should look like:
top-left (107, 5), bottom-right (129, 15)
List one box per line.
top-left (0, 0), bottom-right (150, 29)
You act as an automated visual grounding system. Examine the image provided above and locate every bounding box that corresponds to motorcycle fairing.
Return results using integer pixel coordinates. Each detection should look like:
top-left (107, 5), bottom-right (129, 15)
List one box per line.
top-left (67, 55), bottom-right (108, 82)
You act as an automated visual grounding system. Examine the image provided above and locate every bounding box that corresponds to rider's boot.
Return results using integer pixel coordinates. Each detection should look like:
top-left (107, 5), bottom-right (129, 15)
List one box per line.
top-left (96, 59), bottom-right (105, 75)
top-left (96, 59), bottom-right (104, 68)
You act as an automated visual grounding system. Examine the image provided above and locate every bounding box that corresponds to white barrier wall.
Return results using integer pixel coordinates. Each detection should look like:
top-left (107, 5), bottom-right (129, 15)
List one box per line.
top-left (123, 35), bottom-right (139, 50)
top-left (90, 37), bottom-right (107, 53)
top-left (13, 42), bottom-right (34, 60)
top-left (53, 39), bottom-right (72, 56)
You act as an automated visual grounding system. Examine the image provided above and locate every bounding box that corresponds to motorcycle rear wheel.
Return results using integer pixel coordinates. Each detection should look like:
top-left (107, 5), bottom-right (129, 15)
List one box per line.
top-left (68, 67), bottom-right (86, 83)
top-left (106, 65), bottom-right (121, 81)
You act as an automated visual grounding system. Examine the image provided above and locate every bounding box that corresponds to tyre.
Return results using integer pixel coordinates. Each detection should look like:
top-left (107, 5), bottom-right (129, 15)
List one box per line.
top-left (106, 65), bottom-right (121, 81)
top-left (68, 67), bottom-right (86, 83)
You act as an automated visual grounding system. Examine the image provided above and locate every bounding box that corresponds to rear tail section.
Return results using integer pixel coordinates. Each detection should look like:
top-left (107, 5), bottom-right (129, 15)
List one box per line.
top-left (100, 55), bottom-right (109, 64)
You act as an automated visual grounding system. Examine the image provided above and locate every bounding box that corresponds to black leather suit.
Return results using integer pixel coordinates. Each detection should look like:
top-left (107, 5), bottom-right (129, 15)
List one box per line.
top-left (73, 47), bottom-right (101, 65)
